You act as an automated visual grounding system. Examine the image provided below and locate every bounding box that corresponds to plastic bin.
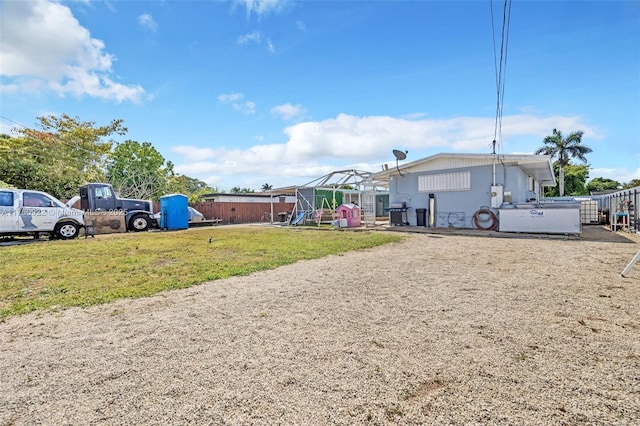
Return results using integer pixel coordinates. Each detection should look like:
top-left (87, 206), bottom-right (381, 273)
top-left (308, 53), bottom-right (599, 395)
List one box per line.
top-left (416, 208), bottom-right (427, 227)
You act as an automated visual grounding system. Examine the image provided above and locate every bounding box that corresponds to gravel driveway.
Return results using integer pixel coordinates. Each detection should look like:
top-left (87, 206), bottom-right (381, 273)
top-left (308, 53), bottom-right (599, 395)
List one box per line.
top-left (1, 228), bottom-right (639, 425)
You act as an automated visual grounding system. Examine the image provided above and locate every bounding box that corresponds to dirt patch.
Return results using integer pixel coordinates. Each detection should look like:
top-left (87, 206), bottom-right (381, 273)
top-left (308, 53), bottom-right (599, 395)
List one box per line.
top-left (1, 231), bottom-right (639, 424)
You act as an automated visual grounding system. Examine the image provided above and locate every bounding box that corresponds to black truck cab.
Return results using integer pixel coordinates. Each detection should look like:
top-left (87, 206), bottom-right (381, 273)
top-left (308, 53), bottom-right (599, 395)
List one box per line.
top-left (79, 183), bottom-right (157, 231)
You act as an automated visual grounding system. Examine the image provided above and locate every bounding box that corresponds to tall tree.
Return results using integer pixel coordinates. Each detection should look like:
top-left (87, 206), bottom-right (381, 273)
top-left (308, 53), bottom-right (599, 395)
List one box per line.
top-left (543, 164), bottom-right (590, 197)
top-left (30, 114), bottom-right (124, 176)
top-left (167, 175), bottom-right (208, 194)
top-left (535, 128), bottom-right (592, 196)
top-left (261, 183), bottom-right (273, 192)
top-left (167, 174), bottom-right (217, 202)
top-left (0, 134), bottom-right (40, 191)
top-left (230, 186), bottom-right (255, 194)
top-left (0, 115), bottom-right (126, 198)
top-left (106, 140), bottom-right (174, 200)
top-left (560, 164), bottom-right (590, 196)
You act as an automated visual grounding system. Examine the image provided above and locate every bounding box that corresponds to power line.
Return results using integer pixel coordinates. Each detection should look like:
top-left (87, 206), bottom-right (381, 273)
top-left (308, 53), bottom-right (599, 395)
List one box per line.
top-left (490, 0), bottom-right (512, 154)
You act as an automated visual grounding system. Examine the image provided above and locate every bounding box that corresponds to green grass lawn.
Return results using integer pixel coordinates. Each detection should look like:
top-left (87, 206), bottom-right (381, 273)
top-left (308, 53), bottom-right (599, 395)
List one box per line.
top-left (0, 227), bottom-right (402, 319)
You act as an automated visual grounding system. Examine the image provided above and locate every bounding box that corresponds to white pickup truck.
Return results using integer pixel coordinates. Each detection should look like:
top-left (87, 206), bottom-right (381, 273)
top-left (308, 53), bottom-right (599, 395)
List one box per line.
top-left (0, 188), bottom-right (85, 240)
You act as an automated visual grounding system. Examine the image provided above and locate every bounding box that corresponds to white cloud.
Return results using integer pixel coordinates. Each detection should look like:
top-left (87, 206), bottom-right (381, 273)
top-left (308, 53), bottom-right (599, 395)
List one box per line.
top-left (243, 101), bottom-right (257, 115)
top-left (590, 167), bottom-right (640, 185)
top-left (236, 31), bottom-right (275, 53)
top-left (217, 92), bottom-right (256, 115)
top-left (217, 92), bottom-right (243, 103)
top-left (237, 31), bottom-right (261, 45)
top-left (0, 0), bottom-right (145, 103)
top-left (174, 143), bottom-right (288, 167)
top-left (171, 112), bottom-right (613, 190)
top-left (172, 145), bottom-right (223, 161)
top-left (266, 38), bottom-right (275, 53)
top-left (281, 114), bottom-right (454, 161)
top-left (232, 0), bottom-right (291, 19)
top-left (50, 67), bottom-right (146, 103)
top-left (137, 13), bottom-right (158, 32)
top-left (0, 83), bottom-right (19, 95)
top-left (103, 1), bottom-right (117, 13)
top-left (202, 175), bottom-right (225, 188)
top-left (271, 103), bottom-right (306, 121)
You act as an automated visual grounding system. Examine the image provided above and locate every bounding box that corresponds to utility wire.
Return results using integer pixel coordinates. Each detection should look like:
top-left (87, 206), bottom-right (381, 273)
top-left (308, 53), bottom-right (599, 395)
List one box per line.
top-left (490, 0), bottom-right (512, 154)
top-left (0, 115), bottom-right (25, 130)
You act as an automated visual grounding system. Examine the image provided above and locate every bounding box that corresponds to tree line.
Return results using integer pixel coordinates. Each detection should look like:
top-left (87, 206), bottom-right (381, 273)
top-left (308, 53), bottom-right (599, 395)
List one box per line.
top-left (0, 115), bottom-right (229, 201)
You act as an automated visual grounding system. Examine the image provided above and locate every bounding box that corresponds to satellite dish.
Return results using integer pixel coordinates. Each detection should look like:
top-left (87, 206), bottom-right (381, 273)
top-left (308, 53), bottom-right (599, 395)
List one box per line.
top-left (393, 149), bottom-right (407, 161)
top-left (392, 149), bottom-right (408, 176)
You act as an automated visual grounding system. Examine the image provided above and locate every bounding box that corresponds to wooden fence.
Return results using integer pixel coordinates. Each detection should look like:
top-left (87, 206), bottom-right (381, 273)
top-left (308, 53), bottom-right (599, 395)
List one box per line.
top-left (149, 201), bottom-right (294, 225)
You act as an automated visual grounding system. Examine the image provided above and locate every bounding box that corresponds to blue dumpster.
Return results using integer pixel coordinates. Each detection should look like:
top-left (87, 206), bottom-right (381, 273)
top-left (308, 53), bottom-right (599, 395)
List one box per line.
top-left (159, 194), bottom-right (189, 230)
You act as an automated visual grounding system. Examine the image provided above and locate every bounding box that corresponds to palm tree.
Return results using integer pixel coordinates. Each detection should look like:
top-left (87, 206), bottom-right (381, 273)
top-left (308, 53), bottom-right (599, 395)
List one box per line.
top-left (535, 128), bottom-right (592, 196)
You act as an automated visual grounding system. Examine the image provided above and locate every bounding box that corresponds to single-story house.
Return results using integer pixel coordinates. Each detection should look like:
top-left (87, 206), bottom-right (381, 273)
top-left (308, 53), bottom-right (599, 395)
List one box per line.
top-left (371, 152), bottom-right (580, 234)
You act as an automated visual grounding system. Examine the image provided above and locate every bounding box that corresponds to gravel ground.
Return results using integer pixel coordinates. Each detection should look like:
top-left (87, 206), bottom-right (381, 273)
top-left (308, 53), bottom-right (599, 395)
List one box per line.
top-left (1, 227), bottom-right (639, 425)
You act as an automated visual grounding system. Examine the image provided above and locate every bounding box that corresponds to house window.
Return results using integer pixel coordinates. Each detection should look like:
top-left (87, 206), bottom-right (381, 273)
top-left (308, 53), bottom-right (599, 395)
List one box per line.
top-left (419, 171), bottom-right (471, 192)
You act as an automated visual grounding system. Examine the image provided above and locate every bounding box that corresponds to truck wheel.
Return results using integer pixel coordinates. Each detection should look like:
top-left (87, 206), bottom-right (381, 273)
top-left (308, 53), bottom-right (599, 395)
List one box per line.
top-left (55, 222), bottom-right (79, 240)
top-left (130, 214), bottom-right (150, 232)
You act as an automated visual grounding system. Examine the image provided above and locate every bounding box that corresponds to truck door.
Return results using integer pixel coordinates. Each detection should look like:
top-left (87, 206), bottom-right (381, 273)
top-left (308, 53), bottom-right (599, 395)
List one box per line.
top-left (92, 185), bottom-right (117, 211)
top-left (0, 191), bottom-right (18, 232)
top-left (20, 192), bottom-right (60, 231)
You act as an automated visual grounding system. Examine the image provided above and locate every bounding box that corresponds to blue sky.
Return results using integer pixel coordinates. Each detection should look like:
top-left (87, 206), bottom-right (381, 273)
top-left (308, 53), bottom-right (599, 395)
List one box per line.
top-left (1, 0), bottom-right (639, 191)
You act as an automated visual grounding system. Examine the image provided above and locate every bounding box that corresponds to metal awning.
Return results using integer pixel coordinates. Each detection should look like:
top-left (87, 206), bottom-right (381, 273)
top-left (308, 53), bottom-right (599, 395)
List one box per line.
top-left (515, 157), bottom-right (556, 186)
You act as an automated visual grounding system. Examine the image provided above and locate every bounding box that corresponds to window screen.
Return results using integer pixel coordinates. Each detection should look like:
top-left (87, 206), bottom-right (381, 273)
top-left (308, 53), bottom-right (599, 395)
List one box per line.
top-left (419, 171), bottom-right (471, 192)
